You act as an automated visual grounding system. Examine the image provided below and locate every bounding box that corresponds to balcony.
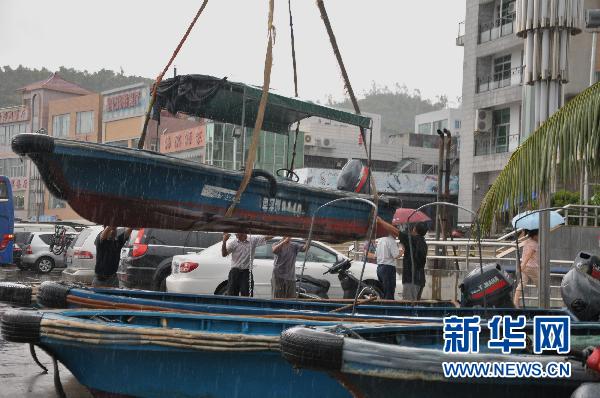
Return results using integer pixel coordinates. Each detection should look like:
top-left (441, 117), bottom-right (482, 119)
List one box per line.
top-left (478, 14), bottom-right (515, 44)
top-left (474, 133), bottom-right (519, 156)
top-left (476, 65), bottom-right (523, 94)
top-left (456, 21), bottom-right (465, 46)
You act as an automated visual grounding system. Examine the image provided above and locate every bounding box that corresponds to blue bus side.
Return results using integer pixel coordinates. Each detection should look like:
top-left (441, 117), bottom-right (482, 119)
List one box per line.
top-left (0, 176), bottom-right (14, 265)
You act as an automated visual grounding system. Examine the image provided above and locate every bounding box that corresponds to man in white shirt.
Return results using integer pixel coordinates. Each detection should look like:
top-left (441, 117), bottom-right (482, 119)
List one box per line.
top-left (221, 232), bottom-right (273, 296)
top-left (375, 233), bottom-right (400, 300)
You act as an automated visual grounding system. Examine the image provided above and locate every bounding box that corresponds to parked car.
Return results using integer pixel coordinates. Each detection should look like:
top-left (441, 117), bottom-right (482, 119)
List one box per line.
top-left (166, 237), bottom-right (399, 299)
top-left (62, 225), bottom-right (104, 283)
top-left (19, 231), bottom-right (78, 273)
top-left (117, 228), bottom-right (222, 291)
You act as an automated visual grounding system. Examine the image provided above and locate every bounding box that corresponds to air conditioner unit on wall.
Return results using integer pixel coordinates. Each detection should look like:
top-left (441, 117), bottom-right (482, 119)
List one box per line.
top-left (474, 109), bottom-right (492, 133)
top-left (321, 138), bottom-right (334, 148)
top-left (304, 134), bottom-right (314, 145)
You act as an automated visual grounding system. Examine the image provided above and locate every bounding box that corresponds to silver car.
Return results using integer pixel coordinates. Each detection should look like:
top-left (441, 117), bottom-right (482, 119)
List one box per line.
top-left (62, 226), bottom-right (103, 283)
top-left (20, 231), bottom-right (78, 273)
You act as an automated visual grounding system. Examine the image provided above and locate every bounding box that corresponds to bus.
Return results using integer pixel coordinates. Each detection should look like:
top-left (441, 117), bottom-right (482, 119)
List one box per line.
top-left (0, 176), bottom-right (14, 265)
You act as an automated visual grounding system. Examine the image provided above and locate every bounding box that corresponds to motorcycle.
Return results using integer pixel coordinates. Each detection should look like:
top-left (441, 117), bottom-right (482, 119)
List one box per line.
top-left (324, 258), bottom-right (382, 299)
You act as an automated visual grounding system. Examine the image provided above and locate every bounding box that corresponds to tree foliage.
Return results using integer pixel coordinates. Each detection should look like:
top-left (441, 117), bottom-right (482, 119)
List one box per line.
top-left (330, 82), bottom-right (448, 135)
top-left (478, 82), bottom-right (600, 233)
top-left (0, 65), bottom-right (152, 108)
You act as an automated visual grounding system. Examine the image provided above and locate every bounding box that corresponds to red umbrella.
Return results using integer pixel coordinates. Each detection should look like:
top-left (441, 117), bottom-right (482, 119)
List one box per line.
top-left (392, 208), bottom-right (431, 225)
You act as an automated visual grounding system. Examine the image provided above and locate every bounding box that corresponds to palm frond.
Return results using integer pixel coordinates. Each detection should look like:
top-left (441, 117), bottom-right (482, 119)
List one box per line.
top-left (478, 82), bottom-right (600, 233)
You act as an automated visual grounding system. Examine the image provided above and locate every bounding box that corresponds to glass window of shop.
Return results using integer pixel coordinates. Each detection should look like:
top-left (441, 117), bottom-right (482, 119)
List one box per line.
top-left (49, 195), bottom-right (66, 209)
top-left (432, 119), bottom-right (448, 133)
top-left (13, 194), bottom-right (25, 210)
top-left (417, 122), bottom-right (431, 135)
top-left (0, 123), bottom-right (28, 148)
top-left (52, 114), bottom-right (70, 137)
top-left (76, 111), bottom-right (94, 134)
top-left (205, 122), bottom-right (303, 174)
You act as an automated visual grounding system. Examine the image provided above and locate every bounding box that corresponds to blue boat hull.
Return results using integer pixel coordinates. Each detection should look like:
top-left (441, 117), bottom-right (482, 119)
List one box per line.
top-left (12, 134), bottom-right (396, 242)
top-left (38, 282), bottom-right (574, 320)
top-left (44, 340), bottom-right (348, 398)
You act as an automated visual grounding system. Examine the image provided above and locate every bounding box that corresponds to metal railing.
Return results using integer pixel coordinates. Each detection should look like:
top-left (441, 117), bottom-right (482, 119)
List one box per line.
top-left (477, 66), bottom-right (523, 93)
top-left (479, 14), bottom-right (515, 43)
top-left (456, 21), bottom-right (465, 46)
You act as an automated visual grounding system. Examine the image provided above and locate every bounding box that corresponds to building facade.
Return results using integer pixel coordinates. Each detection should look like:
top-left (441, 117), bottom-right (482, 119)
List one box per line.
top-left (457, 0), bottom-right (600, 222)
top-left (102, 83), bottom-right (150, 149)
top-left (45, 93), bottom-right (103, 220)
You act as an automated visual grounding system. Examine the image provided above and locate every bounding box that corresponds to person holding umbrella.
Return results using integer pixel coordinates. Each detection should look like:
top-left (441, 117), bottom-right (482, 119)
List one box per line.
top-left (388, 209), bottom-right (431, 301)
top-left (511, 210), bottom-right (564, 307)
top-left (513, 229), bottom-right (539, 307)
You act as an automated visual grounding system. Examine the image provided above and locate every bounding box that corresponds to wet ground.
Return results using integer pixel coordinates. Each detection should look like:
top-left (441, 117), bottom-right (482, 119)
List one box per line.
top-left (0, 266), bottom-right (92, 398)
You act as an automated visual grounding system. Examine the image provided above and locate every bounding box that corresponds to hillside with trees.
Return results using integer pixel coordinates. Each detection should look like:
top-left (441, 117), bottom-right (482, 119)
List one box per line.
top-left (0, 65), bottom-right (152, 108)
top-left (330, 82), bottom-right (449, 135)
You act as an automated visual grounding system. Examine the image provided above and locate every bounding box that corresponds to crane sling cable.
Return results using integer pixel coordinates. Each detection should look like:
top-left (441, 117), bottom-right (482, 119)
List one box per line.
top-left (137, 0), bottom-right (210, 150)
top-left (224, 0), bottom-right (275, 217)
top-left (315, 0), bottom-right (376, 195)
top-left (286, 0), bottom-right (301, 174)
top-left (316, 0), bottom-right (380, 243)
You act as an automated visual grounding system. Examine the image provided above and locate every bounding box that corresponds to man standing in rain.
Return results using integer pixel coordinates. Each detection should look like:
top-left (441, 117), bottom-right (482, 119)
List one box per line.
top-left (398, 222), bottom-right (428, 301)
top-left (271, 237), bottom-right (309, 299)
top-left (93, 226), bottom-right (132, 287)
top-left (222, 232), bottom-right (273, 296)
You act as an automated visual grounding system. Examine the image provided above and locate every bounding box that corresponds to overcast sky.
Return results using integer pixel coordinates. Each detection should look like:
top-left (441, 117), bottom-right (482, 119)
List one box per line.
top-left (1, 0), bottom-right (465, 106)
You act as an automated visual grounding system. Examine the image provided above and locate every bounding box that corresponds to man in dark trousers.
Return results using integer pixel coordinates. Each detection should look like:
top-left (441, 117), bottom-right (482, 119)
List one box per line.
top-left (221, 232), bottom-right (273, 296)
top-left (93, 226), bottom-right (131, 288)
top-left (398, 222), bottom-right (428, 301)
top-left (271, 237), bottom-right (309, 299)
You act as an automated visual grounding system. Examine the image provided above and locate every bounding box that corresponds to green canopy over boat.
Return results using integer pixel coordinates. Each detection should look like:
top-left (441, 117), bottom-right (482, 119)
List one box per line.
top-left (155, 74), bottom-right (372, 134)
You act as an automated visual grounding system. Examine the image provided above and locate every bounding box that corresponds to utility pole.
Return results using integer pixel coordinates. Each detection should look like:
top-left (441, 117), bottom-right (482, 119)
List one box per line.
top-left (432, 129), bottom-right (445, 300)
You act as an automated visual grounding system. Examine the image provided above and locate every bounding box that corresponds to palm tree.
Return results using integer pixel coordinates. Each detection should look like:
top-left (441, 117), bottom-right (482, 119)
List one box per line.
top-left (478, 82), bottom-right (600, 233)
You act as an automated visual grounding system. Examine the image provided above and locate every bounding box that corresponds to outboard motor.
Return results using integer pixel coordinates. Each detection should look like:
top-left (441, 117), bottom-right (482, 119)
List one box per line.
top-left (337, 159), bottom-right (370, 194)
top-left (460, 264), bottom-right (514, 308)
top-left (561, 251), bottom-right (600, 321)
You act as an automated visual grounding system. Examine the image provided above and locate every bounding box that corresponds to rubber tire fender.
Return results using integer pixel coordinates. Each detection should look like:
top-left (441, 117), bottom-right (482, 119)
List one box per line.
top-left (251, 169), bottom-right (277, 198)
top-left (571, 383), bottom-right (600, 398)
top-left (0, 282), bottom-right (32, 306)
top-left (36, 281), bottom-right (72, 309)
top-left (280, 326), bottom-right (344, 371)
top-left (1, 309), bottom-right (42, 343)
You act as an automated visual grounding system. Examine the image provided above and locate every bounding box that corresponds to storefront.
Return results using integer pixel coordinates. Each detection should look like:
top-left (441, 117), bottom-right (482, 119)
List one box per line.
top-left (0, 106), bottom-right (31, 220)
top-left (102, 83), bottom-right (150, 148)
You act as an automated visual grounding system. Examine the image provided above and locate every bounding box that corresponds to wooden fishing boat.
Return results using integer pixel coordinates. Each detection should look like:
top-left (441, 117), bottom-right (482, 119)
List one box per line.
top-left (37, 281), bottom-right (573, 320)
top-left (281, 324), bottom-right (600, 398)
top-left (0, 309), bottom-right (376, 398)
top-left (11, 75), bottom-right (399, 243)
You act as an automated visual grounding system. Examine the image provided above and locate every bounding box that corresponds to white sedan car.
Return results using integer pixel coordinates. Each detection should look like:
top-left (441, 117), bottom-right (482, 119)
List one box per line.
top-left (166, 237), bottom-right (401, 299)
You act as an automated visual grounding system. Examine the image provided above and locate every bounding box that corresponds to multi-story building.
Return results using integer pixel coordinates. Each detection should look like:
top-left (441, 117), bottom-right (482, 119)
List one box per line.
top-left (0, 73), bottom-right (93, 220)
top-left (414, 108), bottom-right (462, 137)
top-left (457, 0), bottom-right (600, 223)
top-left (45, 93), bottom-right (103, 220)
top-left (101, 83), bottom-right (151, 149)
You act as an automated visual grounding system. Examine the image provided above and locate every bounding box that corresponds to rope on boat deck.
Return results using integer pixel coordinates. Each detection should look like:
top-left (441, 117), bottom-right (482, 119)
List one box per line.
top-left (137, 0), bottom-right (210, 149)
top-left (225, 0), bottom-right (275, 218)
top-left (286, 0), bottom-right (301, 175)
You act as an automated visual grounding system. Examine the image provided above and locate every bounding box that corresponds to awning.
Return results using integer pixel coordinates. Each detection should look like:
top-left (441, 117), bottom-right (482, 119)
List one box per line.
top-left (154, 74), bottom-right (372, 134)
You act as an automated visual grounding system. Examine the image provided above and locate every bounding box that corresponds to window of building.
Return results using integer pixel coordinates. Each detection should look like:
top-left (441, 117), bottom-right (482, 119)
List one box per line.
top-left (417, 122), bottom-right (431, 135)
top-left (493, 108), bottom-right (510, 154)
top-left (76, 111), bottom-right (94, 134)
top-left (499, 0), bottom-right (516, 24)
top-left (13, 194), bottom-right (25, 210)
top-left (454, 120), bottom-right (461, 129)
top-left (493, 55), bottom-right (512, 84)
top-left (52, 114), bottom-right (70, 137)
top-left (0, 158), bottom-right (27, 177)
top-left (49, 195), bottom-right (66, 209)
top-left (432, 119), bottom-right (448, 133)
